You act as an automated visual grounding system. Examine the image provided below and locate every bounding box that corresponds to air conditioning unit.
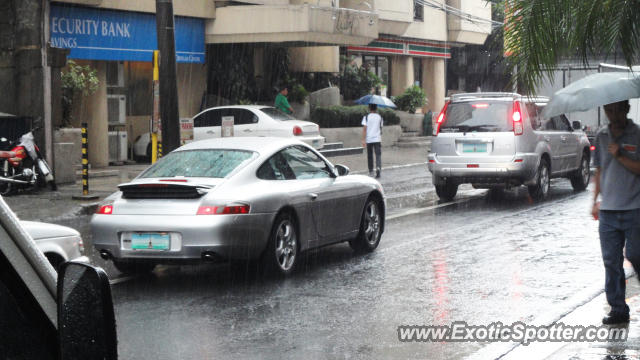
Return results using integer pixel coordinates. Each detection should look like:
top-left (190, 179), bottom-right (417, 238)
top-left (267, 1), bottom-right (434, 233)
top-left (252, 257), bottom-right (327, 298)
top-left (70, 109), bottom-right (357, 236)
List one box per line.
top-left (108, 131), bottom-right (128, 162)
top-left (107, 95), bottom-right (126, 125)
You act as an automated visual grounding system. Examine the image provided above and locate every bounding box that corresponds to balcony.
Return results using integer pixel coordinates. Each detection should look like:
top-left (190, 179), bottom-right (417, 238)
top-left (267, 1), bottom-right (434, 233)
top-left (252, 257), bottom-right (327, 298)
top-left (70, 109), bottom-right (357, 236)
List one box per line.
top-left (206, 4), bottom-right (378, 46)
top-left (446, 0), bottom-right (491, 45)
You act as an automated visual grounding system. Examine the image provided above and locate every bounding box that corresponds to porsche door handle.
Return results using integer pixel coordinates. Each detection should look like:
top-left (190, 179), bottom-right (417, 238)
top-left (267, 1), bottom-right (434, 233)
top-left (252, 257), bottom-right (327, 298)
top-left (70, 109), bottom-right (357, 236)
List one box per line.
top-left (243, 129), bottom-right (252, 133)
top-left (308, 193), bottom-right (318, 200)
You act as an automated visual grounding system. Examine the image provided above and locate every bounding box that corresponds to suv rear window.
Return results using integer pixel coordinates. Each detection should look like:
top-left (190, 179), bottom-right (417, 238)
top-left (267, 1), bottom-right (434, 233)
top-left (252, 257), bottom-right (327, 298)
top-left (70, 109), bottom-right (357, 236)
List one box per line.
top-left (441, 101), bottom-right (514, 133)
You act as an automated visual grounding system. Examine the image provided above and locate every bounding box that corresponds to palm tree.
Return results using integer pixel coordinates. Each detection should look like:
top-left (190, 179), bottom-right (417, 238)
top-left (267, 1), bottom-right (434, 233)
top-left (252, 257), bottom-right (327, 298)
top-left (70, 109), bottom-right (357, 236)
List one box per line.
top-left (504, 0), bottom-right (640, 93)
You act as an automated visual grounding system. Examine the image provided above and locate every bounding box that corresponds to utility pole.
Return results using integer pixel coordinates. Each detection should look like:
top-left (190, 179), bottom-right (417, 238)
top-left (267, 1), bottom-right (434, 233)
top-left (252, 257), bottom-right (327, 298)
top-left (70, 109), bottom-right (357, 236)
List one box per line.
top-left (155, 0), bottom-right (180, 154)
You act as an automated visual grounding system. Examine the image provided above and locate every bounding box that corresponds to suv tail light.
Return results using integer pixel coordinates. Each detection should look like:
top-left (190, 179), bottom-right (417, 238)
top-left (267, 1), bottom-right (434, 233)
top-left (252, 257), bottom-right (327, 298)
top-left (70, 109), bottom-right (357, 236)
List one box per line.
top-left (512, 101), bottom-right (523, 136)
top-left (293, 126), bottom-right (303, 136)
top-left (433, 101), bottom-right (450, 136)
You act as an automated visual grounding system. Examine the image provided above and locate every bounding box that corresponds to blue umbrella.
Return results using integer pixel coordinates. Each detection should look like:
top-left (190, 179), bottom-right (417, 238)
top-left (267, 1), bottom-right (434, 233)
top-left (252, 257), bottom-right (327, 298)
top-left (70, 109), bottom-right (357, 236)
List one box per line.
top-left (354, 94), bottom-right (397, 109)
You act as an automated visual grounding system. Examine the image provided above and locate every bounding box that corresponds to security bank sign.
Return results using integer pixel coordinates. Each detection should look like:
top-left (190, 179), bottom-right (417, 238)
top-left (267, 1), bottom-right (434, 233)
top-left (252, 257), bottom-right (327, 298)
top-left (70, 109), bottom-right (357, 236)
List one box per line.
top-left (50, 5), bottom-right (205, 63)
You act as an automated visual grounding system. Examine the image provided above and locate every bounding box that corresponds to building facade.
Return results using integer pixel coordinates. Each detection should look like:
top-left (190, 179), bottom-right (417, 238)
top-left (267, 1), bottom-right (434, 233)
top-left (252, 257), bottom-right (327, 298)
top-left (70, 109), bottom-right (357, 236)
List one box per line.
top-left (41, 0), bottom-right (491, 167)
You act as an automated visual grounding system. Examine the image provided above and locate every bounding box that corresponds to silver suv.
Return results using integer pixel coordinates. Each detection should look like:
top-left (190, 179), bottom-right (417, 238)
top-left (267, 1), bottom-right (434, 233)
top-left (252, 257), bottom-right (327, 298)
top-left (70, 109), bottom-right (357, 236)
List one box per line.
top-left (427, 93), bottom-right (592, 201)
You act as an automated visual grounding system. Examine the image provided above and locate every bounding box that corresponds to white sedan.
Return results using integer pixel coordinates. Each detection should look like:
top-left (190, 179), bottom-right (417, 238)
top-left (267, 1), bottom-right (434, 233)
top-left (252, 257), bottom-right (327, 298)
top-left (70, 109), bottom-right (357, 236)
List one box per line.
top-left (22, 221), bottom-right (88, 269)
top-left (192, 105), bottom-right (325, 149)
top-left (133, 105), bottom-right (325, 161)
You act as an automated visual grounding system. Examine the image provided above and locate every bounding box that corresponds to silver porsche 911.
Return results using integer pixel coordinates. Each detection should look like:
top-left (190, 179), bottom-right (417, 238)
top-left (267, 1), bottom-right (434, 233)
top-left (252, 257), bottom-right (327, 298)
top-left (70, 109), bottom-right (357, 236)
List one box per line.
top-left (91, 137), bottom-right (385, 276)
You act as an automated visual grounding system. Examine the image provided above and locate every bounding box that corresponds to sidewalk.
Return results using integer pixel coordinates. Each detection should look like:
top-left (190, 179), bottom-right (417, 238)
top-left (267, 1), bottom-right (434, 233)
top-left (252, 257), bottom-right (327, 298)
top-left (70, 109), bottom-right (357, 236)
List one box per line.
top-left (502, 266), bottom-right (640, 360)
top-left (2, 145), bottom-right (429, 221)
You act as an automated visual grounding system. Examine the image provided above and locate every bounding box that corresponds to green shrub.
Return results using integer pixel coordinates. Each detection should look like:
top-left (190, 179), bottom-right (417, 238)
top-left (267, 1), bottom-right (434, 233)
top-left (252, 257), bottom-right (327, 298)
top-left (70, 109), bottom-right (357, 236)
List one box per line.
top-left (310, 105), bottom-right (400, 128)
top-left (393, 85), bottom-right (427, 114)
top-left (339, 61), bottom-right (382, 101)
top-left (288, 84), bottom-right (309, 103)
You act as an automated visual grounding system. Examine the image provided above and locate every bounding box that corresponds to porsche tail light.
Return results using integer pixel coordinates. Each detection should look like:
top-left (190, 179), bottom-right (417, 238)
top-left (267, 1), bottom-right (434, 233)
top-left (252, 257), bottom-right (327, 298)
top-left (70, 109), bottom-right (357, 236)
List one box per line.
top-left (197, 204), bottom-right (250, 215)
top-left (293, 126), bottom-right (303, 136)
top-left (433, 101), bottom-right (450, 136)
top-left (96, 205), bottom-right (113, 215)
top-left (512, 101), bottom-right (523, 136)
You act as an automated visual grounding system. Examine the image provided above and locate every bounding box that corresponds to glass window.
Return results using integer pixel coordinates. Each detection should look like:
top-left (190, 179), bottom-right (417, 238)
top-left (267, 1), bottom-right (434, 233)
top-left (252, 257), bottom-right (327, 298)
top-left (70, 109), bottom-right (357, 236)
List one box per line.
top-left (441, 101), bottom-right (513, 133)
top-left (260, 107), bottom-right (296, 121)
top-left (282, 146), bottom-right (332, 179)
top-left (553, 115), bottom-right (572, 131)
top-left (257, 153), bottom-right (296, 180)
top-left (222, 109), bottom-right (258, 126)
top-left (139, 150), bottom-right (256, 178)
top-left (193, 109), bottom-right (222, 128)
top-left (414, 1), bottom-right (424, 21)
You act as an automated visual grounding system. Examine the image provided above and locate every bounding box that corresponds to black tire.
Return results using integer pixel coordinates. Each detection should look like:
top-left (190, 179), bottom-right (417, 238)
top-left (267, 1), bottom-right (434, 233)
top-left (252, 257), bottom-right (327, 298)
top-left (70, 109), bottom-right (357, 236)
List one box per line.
top-left (435, 180), bottom-right (458, 201)
top-left (528, 158), bottom-right (550, 200)
top-left (260, 212), bottom-right (299, 276)
top-left (0, 164), bottom-right (15, 196)
top-left (48, 180), bottom-right (57, 191)
top-left (113, 260), bottom-right (156, 275)
top-left (349, 197), bottom-right (383, 253)
top-left (570, 152), bottom-right (590, 191)
top-left (146, 143), bottom-right (152, 160)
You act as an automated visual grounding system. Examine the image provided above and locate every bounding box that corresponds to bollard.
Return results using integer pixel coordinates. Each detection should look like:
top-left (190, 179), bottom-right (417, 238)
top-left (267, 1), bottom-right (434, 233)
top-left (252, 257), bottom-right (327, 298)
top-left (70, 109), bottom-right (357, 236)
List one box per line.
top-left (72, 123), bottom-right (98, 200)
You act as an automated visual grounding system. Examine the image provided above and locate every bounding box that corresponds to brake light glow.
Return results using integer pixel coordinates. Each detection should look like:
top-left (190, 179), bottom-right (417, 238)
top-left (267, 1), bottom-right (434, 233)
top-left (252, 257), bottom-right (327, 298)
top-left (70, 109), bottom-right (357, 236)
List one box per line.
top-left (429, 159), bottom-right (435, 163)
top-left (590, 145), bottom-right (596, 151)
top-left (96, 205), bottom-right (113, 215)
top-left (472, 103), bottom-right (489, 109)
top-left (293, 126), bottom-right (303, 136)
top-left (197, 204), bottom-right (250, 215)
top-left (514, 159), bottom-right (523, 163)
top-left (512, 101), bottom-right (523, 135)
top-left (433, 101), bottom-right (450, 136)
top-left (467, 164), bottom-right (479, 168)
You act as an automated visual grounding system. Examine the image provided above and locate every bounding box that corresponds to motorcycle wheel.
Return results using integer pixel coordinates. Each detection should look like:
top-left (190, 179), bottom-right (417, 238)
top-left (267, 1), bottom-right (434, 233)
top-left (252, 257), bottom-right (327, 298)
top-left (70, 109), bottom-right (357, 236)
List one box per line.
top-left (0, 166), bottom-right (15, 196)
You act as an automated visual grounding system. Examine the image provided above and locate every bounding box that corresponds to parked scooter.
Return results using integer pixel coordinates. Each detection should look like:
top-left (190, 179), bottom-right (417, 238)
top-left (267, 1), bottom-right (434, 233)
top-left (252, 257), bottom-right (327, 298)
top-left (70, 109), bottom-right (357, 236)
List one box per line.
top-left (0, 128), bottom-right (56, 195)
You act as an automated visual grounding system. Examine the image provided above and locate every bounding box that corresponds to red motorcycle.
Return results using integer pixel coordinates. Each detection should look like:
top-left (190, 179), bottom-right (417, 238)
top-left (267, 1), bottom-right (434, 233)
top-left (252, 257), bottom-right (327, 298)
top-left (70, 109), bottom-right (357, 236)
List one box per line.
top-left (0, 128), bottom-right (56, 196)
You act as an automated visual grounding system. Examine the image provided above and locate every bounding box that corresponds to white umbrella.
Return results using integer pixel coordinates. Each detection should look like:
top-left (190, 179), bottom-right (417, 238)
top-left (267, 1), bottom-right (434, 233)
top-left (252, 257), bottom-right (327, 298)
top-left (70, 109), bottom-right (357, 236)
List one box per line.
top-left (542, 72), bottom-right (640, 118)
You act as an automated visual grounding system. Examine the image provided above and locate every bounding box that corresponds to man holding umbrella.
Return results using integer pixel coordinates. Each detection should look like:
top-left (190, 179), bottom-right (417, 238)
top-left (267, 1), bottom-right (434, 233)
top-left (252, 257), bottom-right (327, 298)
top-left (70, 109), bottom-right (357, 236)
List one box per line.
top-left (543, 72), bottom-right (640, 324)
top-left (592, 99), bottom-right (640, 324)
top-left (356, 94), bottom-right (396, 178)
top-left (362, 103), bottom-right (383, 178)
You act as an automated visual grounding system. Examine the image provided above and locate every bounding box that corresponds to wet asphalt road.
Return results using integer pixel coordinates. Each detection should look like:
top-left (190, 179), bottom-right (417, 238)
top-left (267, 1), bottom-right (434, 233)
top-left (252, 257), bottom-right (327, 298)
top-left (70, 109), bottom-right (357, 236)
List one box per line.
top-left (110, 179), bottom-right (601, 359)
top-left (12, 165), bottom-right (604, 359)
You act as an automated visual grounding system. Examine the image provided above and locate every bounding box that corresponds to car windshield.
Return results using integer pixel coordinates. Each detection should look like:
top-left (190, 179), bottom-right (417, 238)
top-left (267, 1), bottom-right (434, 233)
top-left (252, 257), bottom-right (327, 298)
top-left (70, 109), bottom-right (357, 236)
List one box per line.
top-left (138, 149), bottom-right (256, 178)
top-left (260, 107), bottom-right (296, 121)
top-left (440, 101), bottom-right (514, 132)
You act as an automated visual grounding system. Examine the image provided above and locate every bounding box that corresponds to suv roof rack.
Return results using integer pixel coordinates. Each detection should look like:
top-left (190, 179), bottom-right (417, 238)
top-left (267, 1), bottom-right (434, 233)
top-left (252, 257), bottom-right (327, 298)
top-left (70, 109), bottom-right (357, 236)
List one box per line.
top-left (450, 92), bottom-right (521, 102)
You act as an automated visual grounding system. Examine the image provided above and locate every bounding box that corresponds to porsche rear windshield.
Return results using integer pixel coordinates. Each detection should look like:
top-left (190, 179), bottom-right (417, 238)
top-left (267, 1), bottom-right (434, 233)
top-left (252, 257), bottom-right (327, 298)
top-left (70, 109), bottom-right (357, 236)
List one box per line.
top-left (441, 101), bottom-right (514, 132)
top-left (261, 107), bottom-right (296, 121)
top-left (139, 150), bottom-right (257, 178)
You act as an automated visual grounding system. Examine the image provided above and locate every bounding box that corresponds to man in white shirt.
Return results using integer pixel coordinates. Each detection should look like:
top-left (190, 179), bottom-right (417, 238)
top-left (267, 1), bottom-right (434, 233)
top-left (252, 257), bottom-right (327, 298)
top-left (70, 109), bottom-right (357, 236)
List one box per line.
top-left (361, 104), bottom-right (383, 178)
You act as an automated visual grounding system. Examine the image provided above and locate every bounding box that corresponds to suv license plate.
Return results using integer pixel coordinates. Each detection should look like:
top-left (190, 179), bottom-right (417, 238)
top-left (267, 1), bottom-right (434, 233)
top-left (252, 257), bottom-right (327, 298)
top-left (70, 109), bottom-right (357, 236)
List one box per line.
top-left (462, 143), bottom-right (487, 153)
top-left (131, 233), bottom-right (170, 250)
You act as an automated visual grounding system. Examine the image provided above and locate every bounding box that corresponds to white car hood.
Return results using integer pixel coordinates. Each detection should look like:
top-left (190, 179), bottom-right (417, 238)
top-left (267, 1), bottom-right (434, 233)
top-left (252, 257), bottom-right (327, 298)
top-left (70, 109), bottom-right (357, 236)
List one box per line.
top-left (20, 221), bottom-right (80, 240)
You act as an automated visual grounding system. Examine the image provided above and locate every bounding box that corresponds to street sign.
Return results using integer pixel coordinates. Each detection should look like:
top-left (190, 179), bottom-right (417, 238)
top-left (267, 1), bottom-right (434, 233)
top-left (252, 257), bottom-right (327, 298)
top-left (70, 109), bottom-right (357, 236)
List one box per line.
top-left (179, 117), bottom-right (193, 144)
top-left (221, 116), bottom-right (234, 137)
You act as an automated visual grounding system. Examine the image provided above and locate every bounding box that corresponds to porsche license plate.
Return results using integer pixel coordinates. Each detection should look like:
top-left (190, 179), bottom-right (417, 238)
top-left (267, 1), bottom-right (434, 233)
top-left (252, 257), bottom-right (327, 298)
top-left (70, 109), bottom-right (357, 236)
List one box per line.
top-left (131, 233), bottom-right (170, 250)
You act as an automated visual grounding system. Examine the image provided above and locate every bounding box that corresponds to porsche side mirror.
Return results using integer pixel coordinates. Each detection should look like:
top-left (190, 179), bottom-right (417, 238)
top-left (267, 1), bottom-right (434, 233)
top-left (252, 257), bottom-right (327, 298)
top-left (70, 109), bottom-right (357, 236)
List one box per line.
top-left (58, 262), bottom-right (117, 360)
top-left (572, 120), bottom-right (582, 131)
top-left (335, 164), bottom-right (350, 176)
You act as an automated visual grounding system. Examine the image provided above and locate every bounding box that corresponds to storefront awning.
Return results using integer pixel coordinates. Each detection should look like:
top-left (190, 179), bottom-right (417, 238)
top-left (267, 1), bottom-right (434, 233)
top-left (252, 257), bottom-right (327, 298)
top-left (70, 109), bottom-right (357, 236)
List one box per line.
top-left (50, 4), bottom-right (205, 63)
top-left (348, 38), bottom-right (451, 59)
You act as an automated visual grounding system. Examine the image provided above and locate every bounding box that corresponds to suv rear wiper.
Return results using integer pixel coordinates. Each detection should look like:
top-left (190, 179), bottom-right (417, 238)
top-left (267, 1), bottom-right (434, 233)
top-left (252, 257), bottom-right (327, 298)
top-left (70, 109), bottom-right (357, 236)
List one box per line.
top-left (466, 125), bottom-right (499, 132)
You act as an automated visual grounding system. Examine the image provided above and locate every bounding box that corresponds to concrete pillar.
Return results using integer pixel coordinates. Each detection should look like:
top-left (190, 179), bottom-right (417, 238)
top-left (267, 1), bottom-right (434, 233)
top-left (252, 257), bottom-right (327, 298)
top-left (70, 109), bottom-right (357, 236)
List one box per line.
top-left (76, 61), bottom-right (108, 167)
top-left (422, 57), bottom-right (445, 114)
top-left (390, 56), bottom-right (413, 97)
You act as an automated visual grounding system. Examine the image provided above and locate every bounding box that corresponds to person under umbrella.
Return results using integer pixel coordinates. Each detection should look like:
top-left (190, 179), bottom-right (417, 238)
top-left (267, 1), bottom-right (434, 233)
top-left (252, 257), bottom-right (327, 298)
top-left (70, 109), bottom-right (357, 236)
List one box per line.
top-left (592, 100), bottom-right (640, 324)
top-left (361, 103), bottom-right (383, 178)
